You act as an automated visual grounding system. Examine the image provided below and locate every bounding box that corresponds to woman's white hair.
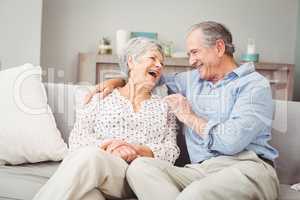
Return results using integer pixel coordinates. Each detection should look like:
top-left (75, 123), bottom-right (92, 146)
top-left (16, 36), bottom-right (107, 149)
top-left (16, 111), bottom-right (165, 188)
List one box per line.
top-left (118, 37), bottom-right (164, 78)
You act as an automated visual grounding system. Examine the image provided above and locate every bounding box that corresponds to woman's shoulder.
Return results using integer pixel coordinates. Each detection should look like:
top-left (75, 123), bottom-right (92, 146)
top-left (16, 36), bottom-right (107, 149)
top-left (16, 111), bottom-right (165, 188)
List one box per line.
top-left (76, 93), bottom-right (102, 114)
top-left (148, 94), bottom-right (170, 111)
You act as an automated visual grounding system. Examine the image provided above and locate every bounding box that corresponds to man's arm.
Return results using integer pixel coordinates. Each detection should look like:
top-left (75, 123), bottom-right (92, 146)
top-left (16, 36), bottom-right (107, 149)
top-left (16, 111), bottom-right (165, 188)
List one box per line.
top-left (201, 84), bottom-right (273, 155)
top-left (161, 71), bottom-right (191, 95)
top-left (165, 81), bottom-right (273, 156)
top-left (84, 78), bottom-right (126, 103)
top-left (85, 70), bottom-right (191, 103)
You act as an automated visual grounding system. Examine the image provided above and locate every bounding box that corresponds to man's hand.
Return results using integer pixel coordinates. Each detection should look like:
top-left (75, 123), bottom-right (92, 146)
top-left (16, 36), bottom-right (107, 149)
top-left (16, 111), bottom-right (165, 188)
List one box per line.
top-left (84, 83), bottom-right (114, 104)
top-left (164, 94), bottom-right (208, 136)
top-left (163, 94), bottom-right (193, 123)
top-left (84, 79), bottom-right (126, 104)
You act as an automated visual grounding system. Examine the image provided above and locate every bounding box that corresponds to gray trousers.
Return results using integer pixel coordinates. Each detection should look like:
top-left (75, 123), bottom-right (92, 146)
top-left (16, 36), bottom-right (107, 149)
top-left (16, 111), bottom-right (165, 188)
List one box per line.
top-left (126, 150), bottom-right (279, 200)
top-left (33, 146), bottom-right (133, 200)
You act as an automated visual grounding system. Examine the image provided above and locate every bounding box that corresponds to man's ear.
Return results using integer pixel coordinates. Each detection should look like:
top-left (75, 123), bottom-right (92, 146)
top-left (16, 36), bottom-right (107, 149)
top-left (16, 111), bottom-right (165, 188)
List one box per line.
top-left (215, 39), bottom-right (226, 57)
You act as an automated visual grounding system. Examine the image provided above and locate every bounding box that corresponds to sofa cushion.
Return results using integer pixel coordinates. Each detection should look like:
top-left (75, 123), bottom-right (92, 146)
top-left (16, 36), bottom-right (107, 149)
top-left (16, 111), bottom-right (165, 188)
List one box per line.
top-left (0, 162), bottom-right (298, 200)
top-left (44, 83), bottom-right (92, 143)
top-left (0, 162), bottom-right (138, 200)
top-left (0, 64), bottom-right (68, 165)
top-left (0, 162), bottom-right (59, 200)
top-left (271, 100), bottom-right (300, 184)
top-left (279, 184), bottom-right (300, 200)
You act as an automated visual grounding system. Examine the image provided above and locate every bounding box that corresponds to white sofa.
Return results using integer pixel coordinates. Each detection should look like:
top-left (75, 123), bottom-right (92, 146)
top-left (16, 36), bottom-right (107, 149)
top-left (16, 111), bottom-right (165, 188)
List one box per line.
top-left (0, 83), bottom-right (300, 200)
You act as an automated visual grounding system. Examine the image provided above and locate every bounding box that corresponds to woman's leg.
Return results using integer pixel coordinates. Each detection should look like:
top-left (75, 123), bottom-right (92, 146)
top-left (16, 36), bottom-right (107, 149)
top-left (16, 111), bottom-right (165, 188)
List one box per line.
top-left (33, 146), bottom-right (133, 200)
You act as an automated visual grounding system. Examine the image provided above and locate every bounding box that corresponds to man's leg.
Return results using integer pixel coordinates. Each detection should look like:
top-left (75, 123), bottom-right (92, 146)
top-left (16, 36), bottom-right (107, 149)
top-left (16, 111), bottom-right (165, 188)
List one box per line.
top-left (81, 189), bottom-right (105, 200)
top-left (126, 157), bottom-right (205, 200)
top-left (177, 151), bottom-right (279, 200)
top-left (34, 146), bottom-right (133, 200)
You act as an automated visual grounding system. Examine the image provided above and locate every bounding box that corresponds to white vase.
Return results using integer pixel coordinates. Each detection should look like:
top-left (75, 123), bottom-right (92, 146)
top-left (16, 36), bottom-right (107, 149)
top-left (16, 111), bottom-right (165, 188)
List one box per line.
top-left (116, 29), bottom-right (131, 55)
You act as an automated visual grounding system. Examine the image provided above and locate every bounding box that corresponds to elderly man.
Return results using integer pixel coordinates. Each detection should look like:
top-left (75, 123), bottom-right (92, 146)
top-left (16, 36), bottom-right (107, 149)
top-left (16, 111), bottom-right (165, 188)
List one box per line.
top-left (88, 21), bottom-right (279, 200)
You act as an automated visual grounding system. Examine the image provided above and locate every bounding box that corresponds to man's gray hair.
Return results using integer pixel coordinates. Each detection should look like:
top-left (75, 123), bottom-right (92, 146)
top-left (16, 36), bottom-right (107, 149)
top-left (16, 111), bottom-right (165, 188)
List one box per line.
top-left (119, 37), bottom-right (164, 78)
top-left (187, 21), bottom-right (235, 56)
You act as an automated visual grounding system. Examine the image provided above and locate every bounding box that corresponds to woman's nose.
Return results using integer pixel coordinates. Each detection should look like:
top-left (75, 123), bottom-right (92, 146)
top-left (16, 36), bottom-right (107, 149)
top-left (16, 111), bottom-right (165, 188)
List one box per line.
top-left (155, 61), bottom-right (163, 69)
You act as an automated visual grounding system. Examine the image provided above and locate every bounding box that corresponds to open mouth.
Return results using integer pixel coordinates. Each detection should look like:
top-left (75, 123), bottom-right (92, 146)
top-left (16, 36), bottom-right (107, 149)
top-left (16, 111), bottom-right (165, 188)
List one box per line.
top-left (148, 69), bottom-right (159, 78)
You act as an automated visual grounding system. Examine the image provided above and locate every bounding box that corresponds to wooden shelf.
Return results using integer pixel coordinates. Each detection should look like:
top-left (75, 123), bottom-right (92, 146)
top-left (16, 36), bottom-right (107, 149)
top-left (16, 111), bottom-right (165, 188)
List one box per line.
top-left (78, 53), bottom-right (295, 100)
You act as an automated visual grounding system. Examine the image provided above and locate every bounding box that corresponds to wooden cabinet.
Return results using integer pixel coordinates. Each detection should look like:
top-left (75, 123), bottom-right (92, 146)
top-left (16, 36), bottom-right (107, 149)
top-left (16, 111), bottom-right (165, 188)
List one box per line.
top-left (78, 53), bottom-right (294, 100)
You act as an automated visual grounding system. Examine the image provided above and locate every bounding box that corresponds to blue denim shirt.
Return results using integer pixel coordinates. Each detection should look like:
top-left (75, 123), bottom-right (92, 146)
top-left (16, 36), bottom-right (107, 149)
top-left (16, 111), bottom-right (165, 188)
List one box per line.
top-left (162, 62), bottom-right (278, 163)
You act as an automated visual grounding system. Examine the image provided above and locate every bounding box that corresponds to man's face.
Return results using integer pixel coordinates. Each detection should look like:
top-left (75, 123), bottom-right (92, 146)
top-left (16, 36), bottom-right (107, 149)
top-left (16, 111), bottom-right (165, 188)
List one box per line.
top-left (186, 29), bottom-right (222, 81)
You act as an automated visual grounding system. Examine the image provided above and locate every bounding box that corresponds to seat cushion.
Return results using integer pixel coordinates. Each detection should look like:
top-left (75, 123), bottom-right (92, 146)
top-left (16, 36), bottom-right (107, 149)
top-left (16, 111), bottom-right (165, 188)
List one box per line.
top-left (1, 162), bottom-right (299, 200)
top-left (0, 161), bottom-right (137, 200)
top-left (0, 162), bottom-right (59, 200)
top-left (279, 184), bottom-right (300, 200)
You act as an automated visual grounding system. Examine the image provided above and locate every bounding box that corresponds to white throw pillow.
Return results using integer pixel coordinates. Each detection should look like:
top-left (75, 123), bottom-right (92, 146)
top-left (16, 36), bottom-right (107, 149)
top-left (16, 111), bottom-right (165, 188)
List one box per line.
top-left (0, 64), bottom-right (68, 165)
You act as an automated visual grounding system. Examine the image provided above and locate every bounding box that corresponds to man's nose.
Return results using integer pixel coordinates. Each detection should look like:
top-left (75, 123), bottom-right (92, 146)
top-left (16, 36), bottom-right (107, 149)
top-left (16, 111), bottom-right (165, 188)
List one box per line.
top-left (189, 55), bottom-right (196, 66)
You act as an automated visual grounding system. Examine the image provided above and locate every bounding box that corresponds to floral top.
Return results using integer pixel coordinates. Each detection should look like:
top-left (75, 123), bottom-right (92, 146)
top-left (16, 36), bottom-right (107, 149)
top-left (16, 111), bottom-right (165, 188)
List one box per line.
top-left (69, 89), bottom-right (180, 164)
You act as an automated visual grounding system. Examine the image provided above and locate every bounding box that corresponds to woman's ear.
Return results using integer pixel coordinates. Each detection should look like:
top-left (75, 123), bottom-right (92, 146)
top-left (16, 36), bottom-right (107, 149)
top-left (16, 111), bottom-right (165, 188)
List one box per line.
top-left (127, 55), bottom-right (134, 71)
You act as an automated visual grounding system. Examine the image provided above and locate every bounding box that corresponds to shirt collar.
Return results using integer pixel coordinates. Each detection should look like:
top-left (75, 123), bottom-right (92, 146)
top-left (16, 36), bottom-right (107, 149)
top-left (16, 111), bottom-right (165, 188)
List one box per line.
top-left (197, 62), bottom-right (256, 84)
top-left (231, 62), bottom-right (255, 78)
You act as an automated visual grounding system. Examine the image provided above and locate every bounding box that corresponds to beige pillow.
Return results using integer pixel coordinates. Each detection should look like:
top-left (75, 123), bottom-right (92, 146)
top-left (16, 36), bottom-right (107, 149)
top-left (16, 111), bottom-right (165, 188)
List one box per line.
top-left (0, 64), bottom-right (68, 165)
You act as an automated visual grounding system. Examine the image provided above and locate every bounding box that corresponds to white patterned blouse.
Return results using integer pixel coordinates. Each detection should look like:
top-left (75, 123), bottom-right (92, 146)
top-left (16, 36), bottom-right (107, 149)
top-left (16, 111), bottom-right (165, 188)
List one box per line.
top-left (69, 89), bottom-right (180, 164)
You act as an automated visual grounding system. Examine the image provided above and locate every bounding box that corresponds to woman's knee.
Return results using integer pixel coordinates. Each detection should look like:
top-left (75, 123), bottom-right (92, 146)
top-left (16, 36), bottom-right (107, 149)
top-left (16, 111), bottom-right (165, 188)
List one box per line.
top-left (68, 146), bottom-right (106, 164)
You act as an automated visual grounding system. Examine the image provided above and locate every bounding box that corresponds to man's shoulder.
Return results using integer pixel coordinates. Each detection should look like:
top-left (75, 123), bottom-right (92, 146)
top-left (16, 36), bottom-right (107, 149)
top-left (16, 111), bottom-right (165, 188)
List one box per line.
top-left (236, 70), bottom-right (270, 89)
top-left (174, 69), bottom-right (199, 83)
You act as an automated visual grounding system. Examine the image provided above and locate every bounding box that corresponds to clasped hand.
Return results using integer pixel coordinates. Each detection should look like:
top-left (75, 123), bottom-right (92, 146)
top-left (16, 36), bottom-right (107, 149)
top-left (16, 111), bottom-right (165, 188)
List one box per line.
top-left (100, 139), bottom-right (138, 162)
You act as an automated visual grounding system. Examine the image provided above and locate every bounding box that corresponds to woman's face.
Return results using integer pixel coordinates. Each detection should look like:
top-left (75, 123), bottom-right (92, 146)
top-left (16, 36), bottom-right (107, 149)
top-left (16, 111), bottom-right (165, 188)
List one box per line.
top-left (128, 50), bottom-right (164, 87)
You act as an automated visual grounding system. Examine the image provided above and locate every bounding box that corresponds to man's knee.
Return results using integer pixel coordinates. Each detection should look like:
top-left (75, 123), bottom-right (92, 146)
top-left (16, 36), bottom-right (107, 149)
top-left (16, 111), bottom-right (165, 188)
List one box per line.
top-left (127, 157), bottom-right (164, 182)
top-left (176, 181), bottom-right (216, 200)
top-left (127, 157), bottom-right (152, 175)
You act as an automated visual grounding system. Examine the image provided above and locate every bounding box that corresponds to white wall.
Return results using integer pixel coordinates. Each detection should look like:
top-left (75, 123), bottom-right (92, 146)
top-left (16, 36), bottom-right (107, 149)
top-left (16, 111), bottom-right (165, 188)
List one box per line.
top-left (294, 2), bottom-right (300, 102)
top-left (41, 0), bottom-right (299, 83)
top-left (0, 0), bottom-right (43, 69)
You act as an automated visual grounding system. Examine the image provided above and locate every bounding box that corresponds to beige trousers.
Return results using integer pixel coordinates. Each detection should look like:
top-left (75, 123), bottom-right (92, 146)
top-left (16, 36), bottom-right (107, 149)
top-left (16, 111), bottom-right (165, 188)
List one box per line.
top-left (127, 151), bottom-right (279, 200)
top-left (33, 146), bottom-right (133, 200)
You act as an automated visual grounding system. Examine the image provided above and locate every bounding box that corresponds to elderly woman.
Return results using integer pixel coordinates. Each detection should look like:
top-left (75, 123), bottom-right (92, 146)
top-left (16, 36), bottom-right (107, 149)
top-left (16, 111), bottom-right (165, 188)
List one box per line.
top-left (33, 37), bottom-right (180, 200)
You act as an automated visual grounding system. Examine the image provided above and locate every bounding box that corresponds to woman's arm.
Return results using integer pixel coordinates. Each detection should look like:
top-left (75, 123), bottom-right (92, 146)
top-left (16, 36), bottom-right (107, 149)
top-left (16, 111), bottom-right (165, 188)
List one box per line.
top-left (145, 110), bottom-right (180, 164)
top-left (69, 95), bottom-right (104, 151)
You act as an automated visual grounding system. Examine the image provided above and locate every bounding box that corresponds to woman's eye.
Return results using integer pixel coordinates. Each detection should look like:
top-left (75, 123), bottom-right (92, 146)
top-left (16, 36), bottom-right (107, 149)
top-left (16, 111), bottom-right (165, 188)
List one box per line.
top-left (149, 57), bottom-right (155, 61)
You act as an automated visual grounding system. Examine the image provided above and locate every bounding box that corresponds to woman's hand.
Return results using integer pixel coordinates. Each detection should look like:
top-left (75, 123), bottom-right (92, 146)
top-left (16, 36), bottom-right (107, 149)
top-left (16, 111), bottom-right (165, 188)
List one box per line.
top-left (100, 139), bottom-right (138, 162)
top-left (112, 145), bottom-right (138, 162)
top-left (84, 79), bottom-right (126, 104)
top-left (99, 139), bottom-right (154, 162)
